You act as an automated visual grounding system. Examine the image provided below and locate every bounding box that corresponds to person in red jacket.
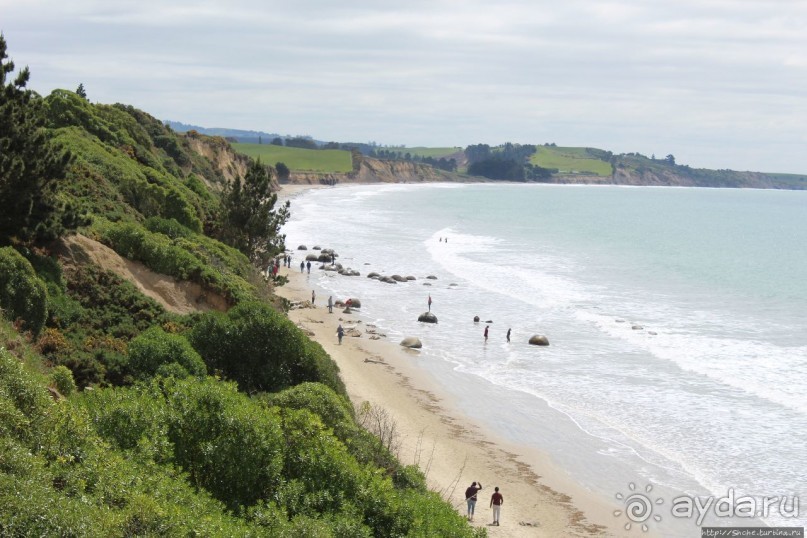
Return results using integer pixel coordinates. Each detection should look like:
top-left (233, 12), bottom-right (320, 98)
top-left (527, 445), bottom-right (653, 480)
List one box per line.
top-left (490, 486), bottom-right (504, 525)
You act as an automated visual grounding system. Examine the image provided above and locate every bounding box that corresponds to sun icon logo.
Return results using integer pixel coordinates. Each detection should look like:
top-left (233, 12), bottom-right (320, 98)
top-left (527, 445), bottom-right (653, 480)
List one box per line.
top-left (614, 482), bottom-right (664, 532)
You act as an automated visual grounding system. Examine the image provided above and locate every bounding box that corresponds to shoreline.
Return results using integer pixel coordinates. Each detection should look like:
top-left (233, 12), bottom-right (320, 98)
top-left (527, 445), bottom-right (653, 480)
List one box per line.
top-left (274, 184), bottom-right (630, 537)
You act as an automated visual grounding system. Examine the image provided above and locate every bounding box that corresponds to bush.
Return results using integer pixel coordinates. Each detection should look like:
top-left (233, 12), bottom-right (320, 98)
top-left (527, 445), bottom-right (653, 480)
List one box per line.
top-left (50, 365), bottom-right (76, 396)
top-left (189, 302), bottom-right (346, 396)
top-left (127, 327), bottom-right (205, 380)
top-left (0, 247), bottom-right (48, 335)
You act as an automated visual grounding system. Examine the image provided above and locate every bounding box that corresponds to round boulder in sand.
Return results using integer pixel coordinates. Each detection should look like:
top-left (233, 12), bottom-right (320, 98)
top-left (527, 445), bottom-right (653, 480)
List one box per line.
top-left (418, 312), bottom-right (438, 323)
top-left (400, 337), bottom-right (422, 349)
top-left (528, 335), bottom-right (550, 346)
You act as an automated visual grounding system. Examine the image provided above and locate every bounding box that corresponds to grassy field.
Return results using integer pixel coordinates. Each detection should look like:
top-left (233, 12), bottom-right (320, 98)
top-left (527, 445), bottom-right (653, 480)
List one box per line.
top-left (232, 143), bottom-right (353, 173)
top-left (530, 146), bottom-right (613, 176)
top-left (383, 147), bottom-right (461, 158)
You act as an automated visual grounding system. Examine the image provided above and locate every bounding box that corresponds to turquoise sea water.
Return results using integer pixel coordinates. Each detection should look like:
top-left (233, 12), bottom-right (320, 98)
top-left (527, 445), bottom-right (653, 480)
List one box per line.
top-left (283, 184), bottom-right (806, 533)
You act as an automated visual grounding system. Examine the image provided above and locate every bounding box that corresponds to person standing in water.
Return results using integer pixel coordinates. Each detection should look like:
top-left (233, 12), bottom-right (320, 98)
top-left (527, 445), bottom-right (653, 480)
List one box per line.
top-left (506, 328), bottom-right (511, 343)
top-left (428, 294), bottom-right (432, 312)
top-left (484, 325), bottom-right (489, 342)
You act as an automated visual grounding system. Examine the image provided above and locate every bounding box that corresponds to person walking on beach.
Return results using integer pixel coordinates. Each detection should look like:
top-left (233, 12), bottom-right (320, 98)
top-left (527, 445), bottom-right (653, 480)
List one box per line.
top-left (428, 294), bottom-right (432, 312)
top-left (490, 487), bottom-right (503, 525)
top-left (337, 324), bottom-right (344, 345)
top-left (464, 481), bottom-right (483, 521)
top-left (300, 260), bottom-right (304, 273)
top-left (484, 325), bottom-right (489, 342)
top-left (327, 295), bottom-right (333, 313)
top-left (306, 260), bottom-right (311, 274)
top-left (506, 328), bottom-right (511, 343)
top-left (311, 290), bottom-right (316, 305)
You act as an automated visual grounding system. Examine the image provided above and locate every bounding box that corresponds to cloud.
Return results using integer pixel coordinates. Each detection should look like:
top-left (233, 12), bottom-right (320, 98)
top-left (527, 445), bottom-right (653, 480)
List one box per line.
top-left (2, 0), bottom-right (806, 172)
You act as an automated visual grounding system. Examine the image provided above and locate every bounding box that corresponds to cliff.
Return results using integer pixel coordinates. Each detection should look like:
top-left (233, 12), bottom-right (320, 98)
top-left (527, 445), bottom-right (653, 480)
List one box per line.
top-left (288, 155), bottom-right (463, 185)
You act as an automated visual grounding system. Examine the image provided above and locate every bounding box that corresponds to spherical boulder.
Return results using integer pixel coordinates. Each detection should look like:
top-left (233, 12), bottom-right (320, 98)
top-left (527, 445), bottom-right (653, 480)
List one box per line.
top-left (473, 316), bottom-right (480, 322)
top-left (418, 312), bottom-right (438, 324)
top-left (297, 245), bottom-right (308, 250)
top-left (400, 337), bottom-right (422, 349)
top-left (528, 335), bottom-right (550, 346)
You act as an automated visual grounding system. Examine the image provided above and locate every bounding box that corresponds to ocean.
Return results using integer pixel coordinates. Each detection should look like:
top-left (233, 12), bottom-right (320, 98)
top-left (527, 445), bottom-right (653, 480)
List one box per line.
top-left (282, 183), bottom-right (806, 534)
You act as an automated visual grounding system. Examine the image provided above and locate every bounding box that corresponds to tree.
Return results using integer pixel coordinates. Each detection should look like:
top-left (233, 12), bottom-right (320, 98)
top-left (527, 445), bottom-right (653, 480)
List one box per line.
top-left (0, 34), bottom-right (75, 245)
top-left (275, 161), bottom-right (290, 181)
top-left (75, 82), bottom-right (87, 99)
top-left (220, 159), bottom-right (289, 264)
top-left (271, 137), bottom-right (283, 146)
top-left (665, 154), bottom-right (676, 166)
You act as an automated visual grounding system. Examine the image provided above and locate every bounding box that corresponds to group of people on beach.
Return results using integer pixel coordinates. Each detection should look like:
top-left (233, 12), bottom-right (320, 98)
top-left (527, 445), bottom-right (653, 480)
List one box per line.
top-left (464, 482), bottom-right (504, 526)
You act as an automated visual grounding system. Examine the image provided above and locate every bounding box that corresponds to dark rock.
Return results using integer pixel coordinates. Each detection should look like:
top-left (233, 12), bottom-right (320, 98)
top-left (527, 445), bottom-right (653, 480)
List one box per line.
top-left (305, 253), bottom-right (319, 261)
top-left (367, 272), bottom-right (380, 278)
top-left (391, 274), bottom-right (406, 282)
top-left (406, 276), bottom-right (416, 281)
top-left (473, 316), bottom-right (480, 322)
top-left (426, 275), bottom-right (438, 280)
top-left (297, 245), bottom-right (308, 250)
top-left (418, 312), bottom-right (438, 323)
top-left (528, 335), bottom-right (550, 346)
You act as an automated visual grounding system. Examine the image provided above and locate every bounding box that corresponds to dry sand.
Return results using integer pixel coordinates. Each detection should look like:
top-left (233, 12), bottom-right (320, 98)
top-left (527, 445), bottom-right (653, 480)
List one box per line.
top-left (274, 185), bottom-right (631, 537)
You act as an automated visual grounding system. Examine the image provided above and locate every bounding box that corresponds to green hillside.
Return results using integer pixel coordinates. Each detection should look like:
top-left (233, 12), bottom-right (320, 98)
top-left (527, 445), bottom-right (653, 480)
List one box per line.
top-left (530, 146), bottom-right (613, 176)
top-left (383, 146), bottom-right (460, 159)
top-left (0, 36), bottom-right (481, 537)
top-left (233, 143), bottom-right (353, 173)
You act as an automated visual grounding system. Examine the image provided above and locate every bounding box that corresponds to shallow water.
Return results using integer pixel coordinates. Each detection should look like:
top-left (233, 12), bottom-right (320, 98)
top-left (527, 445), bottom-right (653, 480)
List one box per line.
top-left (282, 183), bottom-right (807, 533)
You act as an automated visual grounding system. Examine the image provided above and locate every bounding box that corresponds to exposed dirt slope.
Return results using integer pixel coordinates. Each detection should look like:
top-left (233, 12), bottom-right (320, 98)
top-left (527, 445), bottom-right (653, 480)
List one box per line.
top-left (55, 234), bottom-right (228, 314)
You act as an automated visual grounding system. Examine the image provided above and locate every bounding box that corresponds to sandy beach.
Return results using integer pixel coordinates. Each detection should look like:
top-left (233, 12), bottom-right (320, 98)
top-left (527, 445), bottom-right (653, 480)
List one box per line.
top-left (274, 184), bottom-right (632, 537)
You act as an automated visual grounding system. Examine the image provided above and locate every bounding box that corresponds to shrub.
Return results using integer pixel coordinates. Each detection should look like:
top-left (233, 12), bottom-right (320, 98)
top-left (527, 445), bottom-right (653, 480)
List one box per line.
top-left (127, 327), bottom-right (205, 380)
top-left (50, 365), bottom-right (76, 396)
top-left (0, 247), bottom-right (48, 335)
top-left (189, 302), bottom-right (346, 396)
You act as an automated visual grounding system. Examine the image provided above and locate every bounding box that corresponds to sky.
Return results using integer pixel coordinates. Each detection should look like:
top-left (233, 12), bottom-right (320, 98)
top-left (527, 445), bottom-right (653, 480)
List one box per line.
top-left (2, 0), bottom-right (806, 173)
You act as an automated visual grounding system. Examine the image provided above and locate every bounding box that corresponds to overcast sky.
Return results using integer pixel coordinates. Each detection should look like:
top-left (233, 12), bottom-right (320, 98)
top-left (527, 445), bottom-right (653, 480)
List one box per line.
top-left (3, 0), bottom-right (806, 173)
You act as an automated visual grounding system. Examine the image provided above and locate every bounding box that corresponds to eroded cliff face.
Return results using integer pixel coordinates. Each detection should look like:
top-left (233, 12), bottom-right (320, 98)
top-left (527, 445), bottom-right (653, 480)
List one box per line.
top-left (185, 134), bottom-right (262, 190)
top-left (288, 156), bottom-right (462, 185)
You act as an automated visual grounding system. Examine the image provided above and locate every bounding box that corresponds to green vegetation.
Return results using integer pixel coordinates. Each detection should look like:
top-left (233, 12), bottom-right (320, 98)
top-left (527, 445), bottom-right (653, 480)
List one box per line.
top-left (0, 34), bottom-right (78, 245)
top-left (233, 143), bottom-right (353, 173)
top-left (382, 147), bottom-right (460, 159)
top-left (530, 146), bottom-right (613, 176)
top-left (0, 36), bottom-right (483, 537)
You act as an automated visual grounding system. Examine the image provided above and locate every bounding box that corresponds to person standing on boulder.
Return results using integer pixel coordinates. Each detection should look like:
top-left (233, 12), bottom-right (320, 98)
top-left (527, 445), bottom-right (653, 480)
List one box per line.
top-left (428, 294), bottom-right (432, 312)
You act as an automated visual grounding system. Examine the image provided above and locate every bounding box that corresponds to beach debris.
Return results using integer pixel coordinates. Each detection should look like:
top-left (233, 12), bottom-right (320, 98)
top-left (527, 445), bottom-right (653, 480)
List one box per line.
top-left (346, 328), bottom-right (362, 338)
top-left (528, 334), bottom-right (550, 346)
top-left (364, 357), bottom-right (384, 363)
top-left (369, 335), bottom-right (381, 340)
top-left (400, 336), bottom-right (422, 349)
top-left (338, 268), bottom-right (360, 276)
top-left (297, 245), bottom-right (307, 250)
top-left (485, 320), bottom-right (493, 323)
top-left (418, 312), bottom-right (438, 324)
top-left (367, 272), bottom-right (380, 279)
top-left (449, 283), bottom-right (458, 287)
top-left (518, 521), bottom-right (540, 527)
top-left (405, 275), bottom-right (416, 281)
top-left (473, 316), bottom-right (480, 322)
top-left (648, 331), bottom-right (657, 335)
top-left (423, 282), bottom-right (432, 286)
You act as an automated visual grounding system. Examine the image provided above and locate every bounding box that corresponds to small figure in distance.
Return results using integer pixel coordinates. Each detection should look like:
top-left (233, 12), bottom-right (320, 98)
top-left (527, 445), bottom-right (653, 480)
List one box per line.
top-left (484, 325), bottom-right (489, 342)
top-left (328, 295), bottom-right (333, 313)
top-left (300, 260), bottom-right (305, 273)
top-left (490, 486), bottom-right (503, 526)
top-left (428, 294), bottom-right (432, 312)
top-left (306, 260), bottom-right (311, 274)
top-left (506, 328), bottom-right (511, 343)
top-left (465, 481), bottom-right (483, 521)
top-left (311, 290), bottom-right (315, 306)
top-left (337, 324), bottom-right (344, 345)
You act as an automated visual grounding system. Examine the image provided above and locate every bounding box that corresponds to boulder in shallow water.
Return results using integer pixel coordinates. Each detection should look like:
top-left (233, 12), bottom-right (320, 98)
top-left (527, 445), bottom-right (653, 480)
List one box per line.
top-left (426, 275), bottom-right (438, 280)
top-left (418, 312), bottom-right (438, 323)
top-left (473, 316), bottom-right (480, 322)
top-left (631, 325), bottom-right (644, 330)
top-left (400, 337), bottom-right (422, 349)
top-left (391, 274), bottom-right (406, 282)
top-left (346, 298), bottom-right (361, 308)
top-left (528, 335), bottom-right (550, 346)
top-left (305, 253), bottom-right (320, 261)
top-left (297, 245), bottom-right (308, 250)
top-left (367, 272), bottom-right (380, 279)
